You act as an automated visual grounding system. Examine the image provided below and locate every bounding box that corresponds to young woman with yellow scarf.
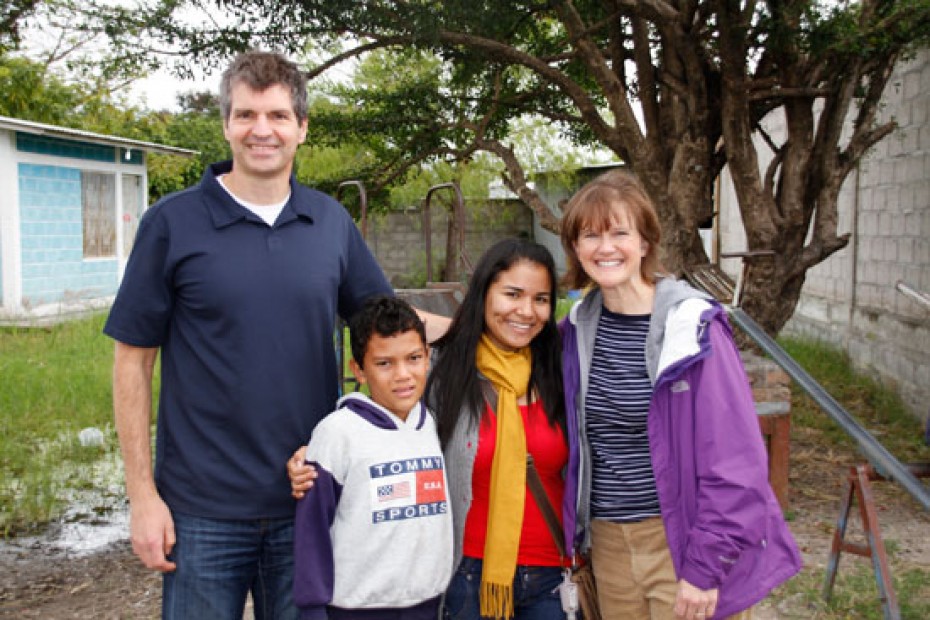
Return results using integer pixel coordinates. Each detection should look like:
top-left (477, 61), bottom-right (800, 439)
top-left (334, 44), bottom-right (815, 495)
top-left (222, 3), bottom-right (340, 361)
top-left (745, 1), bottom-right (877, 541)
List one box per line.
top-left (429, 239), bottom-right (577, 620)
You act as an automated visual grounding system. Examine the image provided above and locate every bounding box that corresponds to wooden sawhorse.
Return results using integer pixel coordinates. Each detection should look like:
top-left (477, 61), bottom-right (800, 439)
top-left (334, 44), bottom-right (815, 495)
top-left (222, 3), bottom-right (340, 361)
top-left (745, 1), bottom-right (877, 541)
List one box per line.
top-left (823, 462), bottom-right (930, 619)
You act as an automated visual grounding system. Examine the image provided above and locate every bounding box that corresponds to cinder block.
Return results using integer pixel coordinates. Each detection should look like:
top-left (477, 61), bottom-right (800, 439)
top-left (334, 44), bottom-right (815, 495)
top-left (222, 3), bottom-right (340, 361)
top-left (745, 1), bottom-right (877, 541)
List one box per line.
top-left (916, 238), bottom-right (930, 264)
top-left (903, 70), bottom-right (923, 101)
top-left (879, 212), bottom-right (892, 236)
top-left (898, 237), bottom-right (914, 263)
top-left (911, 99), bottom-right (927, 125)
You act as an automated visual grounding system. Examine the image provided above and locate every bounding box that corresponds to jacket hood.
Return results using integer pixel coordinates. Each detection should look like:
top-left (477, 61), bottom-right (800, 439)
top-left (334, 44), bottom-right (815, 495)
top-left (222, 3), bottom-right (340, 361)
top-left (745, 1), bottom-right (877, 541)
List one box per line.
top-left (646, 278), bottom-right (714, 383)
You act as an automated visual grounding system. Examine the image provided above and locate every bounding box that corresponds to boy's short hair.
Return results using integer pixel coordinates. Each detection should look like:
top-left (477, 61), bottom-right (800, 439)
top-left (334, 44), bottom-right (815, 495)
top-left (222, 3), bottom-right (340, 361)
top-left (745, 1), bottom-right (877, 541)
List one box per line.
top-left (349, 296), bottom-right (427, 368)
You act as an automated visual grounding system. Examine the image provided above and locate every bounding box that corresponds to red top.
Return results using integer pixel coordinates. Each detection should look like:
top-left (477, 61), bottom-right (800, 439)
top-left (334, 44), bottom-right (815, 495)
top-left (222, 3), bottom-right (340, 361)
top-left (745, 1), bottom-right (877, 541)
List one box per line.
top-left (462, 399), bottom-right (568, 566)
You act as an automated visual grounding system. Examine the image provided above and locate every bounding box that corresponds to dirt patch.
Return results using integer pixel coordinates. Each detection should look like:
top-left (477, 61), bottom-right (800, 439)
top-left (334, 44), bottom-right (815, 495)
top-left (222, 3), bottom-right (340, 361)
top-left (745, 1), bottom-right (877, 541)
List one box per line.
top-left (0, 538), bottom-right (160, 619)
top-left (1, 424), bottom-right (927, 618)
top-left (785, 425), bottom-right (930, 570)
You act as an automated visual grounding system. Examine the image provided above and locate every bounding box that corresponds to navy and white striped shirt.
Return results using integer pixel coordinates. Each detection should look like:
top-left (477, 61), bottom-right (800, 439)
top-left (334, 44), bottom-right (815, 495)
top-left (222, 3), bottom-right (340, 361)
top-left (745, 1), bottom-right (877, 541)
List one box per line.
top-left (585, 309), bottom-right (660, 522)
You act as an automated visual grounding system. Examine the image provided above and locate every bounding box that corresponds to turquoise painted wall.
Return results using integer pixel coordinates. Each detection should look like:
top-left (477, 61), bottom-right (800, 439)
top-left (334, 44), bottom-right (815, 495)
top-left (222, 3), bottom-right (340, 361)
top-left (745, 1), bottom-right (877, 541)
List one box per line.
top-left (17, 163), bottom-right (118, 306)
top-left (16, 133), bottom-right (116, 162)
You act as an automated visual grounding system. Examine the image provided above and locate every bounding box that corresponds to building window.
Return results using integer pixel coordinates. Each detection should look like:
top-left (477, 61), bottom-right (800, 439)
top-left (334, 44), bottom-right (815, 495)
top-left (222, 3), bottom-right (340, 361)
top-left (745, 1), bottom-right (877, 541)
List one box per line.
top-left (82, 171), bottom-right (116, 258)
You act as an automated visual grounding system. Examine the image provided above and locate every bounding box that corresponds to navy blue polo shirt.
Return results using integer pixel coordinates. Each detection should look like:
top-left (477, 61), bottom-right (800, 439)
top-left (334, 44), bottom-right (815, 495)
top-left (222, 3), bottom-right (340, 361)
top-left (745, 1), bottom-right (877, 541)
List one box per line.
top-left (104, 161), bottom-right (392, 520)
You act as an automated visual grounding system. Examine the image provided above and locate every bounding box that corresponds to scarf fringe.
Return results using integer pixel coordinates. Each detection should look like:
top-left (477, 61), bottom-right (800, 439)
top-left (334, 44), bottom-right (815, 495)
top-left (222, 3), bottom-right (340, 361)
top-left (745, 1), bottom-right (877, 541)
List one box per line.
top-left (479, 581), bottom-right (515, 620)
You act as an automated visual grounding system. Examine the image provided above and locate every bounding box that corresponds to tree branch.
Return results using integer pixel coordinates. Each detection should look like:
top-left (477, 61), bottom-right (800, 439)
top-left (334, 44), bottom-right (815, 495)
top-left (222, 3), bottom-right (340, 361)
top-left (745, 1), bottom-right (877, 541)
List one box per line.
top-left (475, 138), bottom-right (562, 233)
top-left (432, 28), bottom-right (621, 151)
top-left (304, 37), bottom-right (410, 81)
top-left (748, 86), bottom-right (832, 101)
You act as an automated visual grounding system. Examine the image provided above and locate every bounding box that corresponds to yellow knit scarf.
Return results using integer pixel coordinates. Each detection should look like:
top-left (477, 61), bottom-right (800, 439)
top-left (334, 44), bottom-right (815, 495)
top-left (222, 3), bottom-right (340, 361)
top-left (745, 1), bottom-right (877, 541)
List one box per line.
top-left (475, 334), bottom-right (532, 619)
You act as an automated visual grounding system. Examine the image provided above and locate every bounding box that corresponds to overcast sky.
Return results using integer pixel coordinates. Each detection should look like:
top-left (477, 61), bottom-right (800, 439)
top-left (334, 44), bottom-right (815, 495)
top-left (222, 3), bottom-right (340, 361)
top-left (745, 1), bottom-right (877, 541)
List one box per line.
top-left (127, 66), bottom-right (221, 112)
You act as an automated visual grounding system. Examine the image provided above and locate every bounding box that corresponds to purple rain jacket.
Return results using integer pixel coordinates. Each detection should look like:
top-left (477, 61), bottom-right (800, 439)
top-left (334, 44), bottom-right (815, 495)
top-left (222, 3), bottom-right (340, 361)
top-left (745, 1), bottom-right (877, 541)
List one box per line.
top-left (559, 278), bottom-right (802, 618)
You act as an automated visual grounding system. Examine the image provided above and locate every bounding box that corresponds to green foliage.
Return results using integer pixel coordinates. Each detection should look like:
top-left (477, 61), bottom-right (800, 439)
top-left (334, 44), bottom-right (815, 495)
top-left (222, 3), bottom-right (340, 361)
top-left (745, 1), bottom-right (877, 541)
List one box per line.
top-left (769, 562), bottom-right (930, 619)
top-left (0, 0), bottom-right (40, 53)
top-left (294, 142), bottom-right (379, 205)
top-left (296, 42), bottom-right (603, 201)
top-left (810, 0), bottom-right (930, 59)
top-left (147, 151), bottom-right (199, 200)
top-left (0, 55), bottom-right (212, 202)
top-left (89, 0), bottom-right (930, 336)
top-left (147, 93), bottom-right (231, 201)
top-left (0, 56), bottom-right (83, 125)
top-left (386, 157), bottom-right (499, 209)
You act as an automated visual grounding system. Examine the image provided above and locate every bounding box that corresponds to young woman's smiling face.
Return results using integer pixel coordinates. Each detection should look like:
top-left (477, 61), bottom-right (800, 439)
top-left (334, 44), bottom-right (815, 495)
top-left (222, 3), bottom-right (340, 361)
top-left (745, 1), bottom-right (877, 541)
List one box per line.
top-left (482, 259), bottom-right (552, 351)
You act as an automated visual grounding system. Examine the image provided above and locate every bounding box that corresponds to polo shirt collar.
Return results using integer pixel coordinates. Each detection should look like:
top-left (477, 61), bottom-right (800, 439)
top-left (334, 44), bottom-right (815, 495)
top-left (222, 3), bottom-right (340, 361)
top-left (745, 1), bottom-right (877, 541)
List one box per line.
top-left (202, 160), bottom-right (315, 229)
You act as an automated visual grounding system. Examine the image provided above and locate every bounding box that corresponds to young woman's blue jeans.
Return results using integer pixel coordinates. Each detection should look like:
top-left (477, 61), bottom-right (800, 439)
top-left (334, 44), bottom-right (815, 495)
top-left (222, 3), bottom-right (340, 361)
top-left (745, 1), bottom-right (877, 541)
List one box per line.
top-left (443, 557), bottom-right (565, 620)
top-left (162, 511), bottom-right (299, 620)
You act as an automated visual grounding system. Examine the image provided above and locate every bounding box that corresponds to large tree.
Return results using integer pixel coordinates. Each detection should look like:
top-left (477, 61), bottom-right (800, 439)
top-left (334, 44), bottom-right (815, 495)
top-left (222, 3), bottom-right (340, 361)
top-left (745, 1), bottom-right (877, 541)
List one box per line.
top-left (100, 0), bottom-right (930, 334)
top-left (0, 0), bottom-right (40, 52)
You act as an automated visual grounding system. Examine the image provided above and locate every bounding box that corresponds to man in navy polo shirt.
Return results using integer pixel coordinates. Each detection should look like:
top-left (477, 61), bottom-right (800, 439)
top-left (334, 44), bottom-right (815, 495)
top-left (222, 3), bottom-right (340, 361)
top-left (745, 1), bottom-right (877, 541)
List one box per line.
top-left (104, 51), bottom-right (394, 618)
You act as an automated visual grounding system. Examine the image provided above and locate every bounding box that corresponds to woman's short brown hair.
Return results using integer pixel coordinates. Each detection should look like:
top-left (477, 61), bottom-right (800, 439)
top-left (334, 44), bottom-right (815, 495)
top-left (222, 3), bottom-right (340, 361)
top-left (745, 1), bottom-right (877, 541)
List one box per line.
top-left (560, 169), bottom-right (665, 290)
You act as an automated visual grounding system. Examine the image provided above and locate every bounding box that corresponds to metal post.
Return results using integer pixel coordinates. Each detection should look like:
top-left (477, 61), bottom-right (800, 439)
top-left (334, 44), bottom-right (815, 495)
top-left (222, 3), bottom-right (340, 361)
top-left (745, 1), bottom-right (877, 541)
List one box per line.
top-left (423, 182), bottom-right (471, 284)
top-left (727, 307), bottom-right (930, 511)
top-left (333, 180), bottom-right (369, 393)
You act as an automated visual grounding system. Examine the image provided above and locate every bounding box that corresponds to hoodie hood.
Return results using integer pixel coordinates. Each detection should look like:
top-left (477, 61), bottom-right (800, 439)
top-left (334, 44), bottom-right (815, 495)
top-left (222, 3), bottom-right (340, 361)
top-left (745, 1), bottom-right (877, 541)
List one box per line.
top-left (337, 392), bottom-right (428, 430)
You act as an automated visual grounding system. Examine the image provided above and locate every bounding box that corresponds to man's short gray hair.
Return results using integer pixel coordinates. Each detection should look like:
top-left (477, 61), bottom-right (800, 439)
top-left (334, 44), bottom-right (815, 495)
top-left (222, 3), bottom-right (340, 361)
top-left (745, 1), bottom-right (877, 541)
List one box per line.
top-left (219, 51), bottom-right (308, 122)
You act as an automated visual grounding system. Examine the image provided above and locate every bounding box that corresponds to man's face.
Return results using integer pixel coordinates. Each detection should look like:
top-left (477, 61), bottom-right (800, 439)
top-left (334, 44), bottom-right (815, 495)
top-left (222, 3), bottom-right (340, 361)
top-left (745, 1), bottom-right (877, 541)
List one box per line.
top-left (223, 81), bottom-right (308, 182)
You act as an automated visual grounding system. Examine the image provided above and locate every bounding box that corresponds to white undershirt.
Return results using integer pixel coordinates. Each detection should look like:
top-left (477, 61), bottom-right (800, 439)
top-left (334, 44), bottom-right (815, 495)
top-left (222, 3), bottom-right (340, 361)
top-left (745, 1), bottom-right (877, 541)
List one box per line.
top-left (217, 174), bottom-right (290, 226)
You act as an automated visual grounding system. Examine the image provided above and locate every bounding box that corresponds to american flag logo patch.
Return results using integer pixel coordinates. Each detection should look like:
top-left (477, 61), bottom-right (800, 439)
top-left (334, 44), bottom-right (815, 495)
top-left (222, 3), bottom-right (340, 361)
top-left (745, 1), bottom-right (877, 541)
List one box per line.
top-left (369, 456), bottom-right (448, 522)
top-left (377, 481), bottom-right (411, 502)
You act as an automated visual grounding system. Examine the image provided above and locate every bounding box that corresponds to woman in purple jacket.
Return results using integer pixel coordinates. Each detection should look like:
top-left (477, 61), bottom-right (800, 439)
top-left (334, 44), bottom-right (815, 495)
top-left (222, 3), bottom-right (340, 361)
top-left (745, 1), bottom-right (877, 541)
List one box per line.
top-left (559, 170), bottom-right (801, 620)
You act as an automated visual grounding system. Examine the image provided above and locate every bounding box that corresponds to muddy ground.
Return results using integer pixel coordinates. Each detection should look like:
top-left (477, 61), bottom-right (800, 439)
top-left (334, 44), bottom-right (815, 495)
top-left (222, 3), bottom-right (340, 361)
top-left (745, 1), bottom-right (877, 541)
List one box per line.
top-left (1, 423), bottom-right (928, 619)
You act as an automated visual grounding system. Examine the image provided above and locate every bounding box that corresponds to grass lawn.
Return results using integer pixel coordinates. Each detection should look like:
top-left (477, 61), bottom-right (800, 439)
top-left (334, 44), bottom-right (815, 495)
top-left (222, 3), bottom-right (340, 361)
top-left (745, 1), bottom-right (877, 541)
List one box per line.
top-left (1, 314), bottom-right (928, 619)
top-left (0, 314), bottom-right (147, 536)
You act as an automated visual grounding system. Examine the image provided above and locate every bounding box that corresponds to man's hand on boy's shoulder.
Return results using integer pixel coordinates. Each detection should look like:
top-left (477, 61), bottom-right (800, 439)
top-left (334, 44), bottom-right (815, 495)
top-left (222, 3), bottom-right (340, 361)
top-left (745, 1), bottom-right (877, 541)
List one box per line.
top-left (288, 445), bottom-right (317, 499)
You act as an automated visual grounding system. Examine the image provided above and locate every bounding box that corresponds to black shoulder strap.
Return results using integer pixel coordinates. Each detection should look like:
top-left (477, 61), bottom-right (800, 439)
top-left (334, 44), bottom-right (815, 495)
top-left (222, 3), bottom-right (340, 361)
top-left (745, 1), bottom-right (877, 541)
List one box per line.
top-left (526, 454), bottom-right (566, 559)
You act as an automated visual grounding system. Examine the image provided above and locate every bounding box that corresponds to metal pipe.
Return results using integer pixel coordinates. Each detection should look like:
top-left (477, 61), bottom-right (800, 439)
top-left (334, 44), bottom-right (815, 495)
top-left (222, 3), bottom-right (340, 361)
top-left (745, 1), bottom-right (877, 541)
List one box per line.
top-left (332, 180), bottom-right (368, 392)
top-left (423, 193), bottom-right (434, 284)
top-left (727, 307), bottom-right (930, 511)
top-left (895, 280), bottom-right (930, 310)
top-left (423, 182), bottom-right (471, 284)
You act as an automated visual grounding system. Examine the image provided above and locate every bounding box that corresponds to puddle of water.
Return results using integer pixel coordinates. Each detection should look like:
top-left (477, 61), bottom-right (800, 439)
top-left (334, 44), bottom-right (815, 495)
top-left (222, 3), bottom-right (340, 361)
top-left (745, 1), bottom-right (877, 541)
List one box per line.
top-left (47, 505), bottom-right (129, 554)
top-left (2, 428), bottom-right (131, 557)
top-left (49, 442), bottom-right (130, 555)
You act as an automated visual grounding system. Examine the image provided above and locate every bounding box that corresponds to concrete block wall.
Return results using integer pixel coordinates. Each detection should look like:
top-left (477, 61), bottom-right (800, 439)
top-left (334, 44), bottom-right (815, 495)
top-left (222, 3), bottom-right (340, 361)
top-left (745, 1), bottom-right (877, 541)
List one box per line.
top-left (17, 163), bottom-right (118, 307)
top-left (786, 50), bottom-right (930, 422)
top-left (364, 199), bottom-right (533, 287)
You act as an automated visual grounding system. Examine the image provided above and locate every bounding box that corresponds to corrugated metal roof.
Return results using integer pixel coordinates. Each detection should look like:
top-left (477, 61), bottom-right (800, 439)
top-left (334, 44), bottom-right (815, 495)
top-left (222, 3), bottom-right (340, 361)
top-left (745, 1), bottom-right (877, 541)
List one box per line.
top-left (0, 115), bottom-right (198, 157)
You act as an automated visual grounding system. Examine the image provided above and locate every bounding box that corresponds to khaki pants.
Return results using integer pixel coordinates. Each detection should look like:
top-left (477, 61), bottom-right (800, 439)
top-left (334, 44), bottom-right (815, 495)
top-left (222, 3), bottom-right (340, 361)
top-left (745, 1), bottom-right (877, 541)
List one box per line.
top-left (590, 518), bottom-right (752, 620)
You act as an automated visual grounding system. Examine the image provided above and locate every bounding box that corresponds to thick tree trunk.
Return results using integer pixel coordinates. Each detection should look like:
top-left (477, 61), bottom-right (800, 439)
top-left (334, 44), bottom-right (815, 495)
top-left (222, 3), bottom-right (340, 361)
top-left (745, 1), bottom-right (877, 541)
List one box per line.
top-left (738, 257), bottom-right (806, 336)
